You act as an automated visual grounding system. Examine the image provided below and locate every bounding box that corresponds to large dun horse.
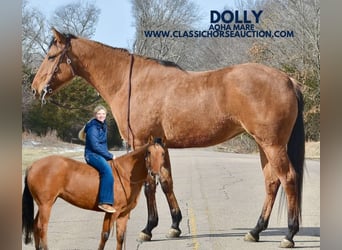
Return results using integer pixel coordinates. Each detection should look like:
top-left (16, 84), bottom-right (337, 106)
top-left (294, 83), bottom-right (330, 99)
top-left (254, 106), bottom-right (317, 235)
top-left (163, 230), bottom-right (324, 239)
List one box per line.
top-left (22, 137), bottom-right (166, 250)
top-left (31, 28), bottom-right (305, 248)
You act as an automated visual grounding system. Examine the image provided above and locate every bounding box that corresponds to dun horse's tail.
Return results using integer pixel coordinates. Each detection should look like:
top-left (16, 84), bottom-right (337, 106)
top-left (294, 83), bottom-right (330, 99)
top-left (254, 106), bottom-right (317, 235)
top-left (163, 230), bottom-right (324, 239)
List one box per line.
top-left (280, 78), bottom-right (305, 221)
top-left (22, 170), bottom-right (34, 244)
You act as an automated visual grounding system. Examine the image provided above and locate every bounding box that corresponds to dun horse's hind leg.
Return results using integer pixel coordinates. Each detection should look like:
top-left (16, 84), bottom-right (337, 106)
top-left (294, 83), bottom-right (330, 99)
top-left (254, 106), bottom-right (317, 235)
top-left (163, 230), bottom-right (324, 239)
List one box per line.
top-left (245, 145), bottom-right (280, 242)
top-left (249, 144), bottom-right (300, 248)
top-left (34, 205), bottom-right (52, 250)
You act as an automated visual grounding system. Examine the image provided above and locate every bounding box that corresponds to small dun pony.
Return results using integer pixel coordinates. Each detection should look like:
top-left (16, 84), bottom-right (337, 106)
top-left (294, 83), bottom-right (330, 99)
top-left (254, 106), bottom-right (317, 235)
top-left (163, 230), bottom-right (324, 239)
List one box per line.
top-left (22, 137), bottom-right (166, 250)
top-left (31, 28), bottom-right (305, 248)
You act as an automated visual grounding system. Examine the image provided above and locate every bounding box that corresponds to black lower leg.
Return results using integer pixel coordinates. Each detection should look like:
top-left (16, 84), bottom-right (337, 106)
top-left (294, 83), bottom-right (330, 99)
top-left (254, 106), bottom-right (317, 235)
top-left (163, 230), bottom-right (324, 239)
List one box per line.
top-left (285, 216), bottom-right (299, 242)
top-left (249, 215), bottom-right (269, 241)
top-left (141, 181), bottom-right (158, 237)
top-left (170, 208), bottom-right (182, 230)
top-left (159, 179), bottom-right (182, 232)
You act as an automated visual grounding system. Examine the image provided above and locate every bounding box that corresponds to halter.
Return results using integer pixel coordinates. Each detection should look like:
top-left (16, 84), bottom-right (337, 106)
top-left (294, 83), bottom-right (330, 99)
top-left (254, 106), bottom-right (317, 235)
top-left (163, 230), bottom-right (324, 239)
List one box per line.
top-left (144, 143), bottom-right (164, 185)
top-left (41, 36), bottom-right (75, 105)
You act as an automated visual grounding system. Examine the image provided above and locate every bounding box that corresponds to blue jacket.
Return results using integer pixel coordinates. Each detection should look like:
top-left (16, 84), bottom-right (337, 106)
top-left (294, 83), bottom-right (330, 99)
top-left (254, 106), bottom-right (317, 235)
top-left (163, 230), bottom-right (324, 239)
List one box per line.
top-left (84, 118), bottom-right (113, 161)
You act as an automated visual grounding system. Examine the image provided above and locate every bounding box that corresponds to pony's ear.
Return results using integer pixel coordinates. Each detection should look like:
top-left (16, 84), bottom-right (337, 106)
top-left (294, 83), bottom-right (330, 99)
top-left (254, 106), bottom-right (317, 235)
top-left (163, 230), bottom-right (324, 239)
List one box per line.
top-left (52, 27), bottom-right (66, 44)
top-left (162, 136), bottom-right (167, 147)
top-left (148, 135), bottom-right (154, 144)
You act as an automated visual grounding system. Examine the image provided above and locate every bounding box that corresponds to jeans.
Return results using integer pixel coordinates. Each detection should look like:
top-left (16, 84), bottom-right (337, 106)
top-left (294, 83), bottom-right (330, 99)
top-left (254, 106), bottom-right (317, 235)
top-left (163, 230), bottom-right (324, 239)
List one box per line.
top-left (85, 153), bottom-right (114, 205)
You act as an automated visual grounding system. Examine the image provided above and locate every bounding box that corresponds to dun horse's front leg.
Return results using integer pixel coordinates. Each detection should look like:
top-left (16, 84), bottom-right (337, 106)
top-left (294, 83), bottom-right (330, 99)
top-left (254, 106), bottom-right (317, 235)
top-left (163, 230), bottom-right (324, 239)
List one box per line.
top-left (246, 145), bottom-right (301, 248)
top-left (159, 148), bottom-right (182, 238)
top-left (139, 148), bottom-right (182, 241)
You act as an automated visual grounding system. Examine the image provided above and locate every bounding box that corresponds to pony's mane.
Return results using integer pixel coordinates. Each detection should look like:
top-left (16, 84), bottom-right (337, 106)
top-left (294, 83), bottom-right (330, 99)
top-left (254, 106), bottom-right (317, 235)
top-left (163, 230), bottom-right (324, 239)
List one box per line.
top-left (49, 32), bottom-right (183, 70)
top-left (153, 137), bottom-right (164, 146)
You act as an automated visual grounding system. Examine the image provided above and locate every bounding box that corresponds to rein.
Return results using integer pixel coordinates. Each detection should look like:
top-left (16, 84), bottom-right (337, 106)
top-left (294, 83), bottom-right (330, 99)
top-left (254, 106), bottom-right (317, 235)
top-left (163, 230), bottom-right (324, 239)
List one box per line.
top-left (41, 36), bottom-right (75, 105)
top-left (126, 54), bottom-right (134, 152)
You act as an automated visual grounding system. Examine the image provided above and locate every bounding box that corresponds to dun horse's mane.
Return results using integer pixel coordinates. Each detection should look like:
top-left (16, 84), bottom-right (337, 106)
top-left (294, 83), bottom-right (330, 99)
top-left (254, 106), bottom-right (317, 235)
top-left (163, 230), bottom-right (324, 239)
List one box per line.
top-left (51, 33), bottom-right (183, 71)
top-left (148, 58), bottom-right (184, 71)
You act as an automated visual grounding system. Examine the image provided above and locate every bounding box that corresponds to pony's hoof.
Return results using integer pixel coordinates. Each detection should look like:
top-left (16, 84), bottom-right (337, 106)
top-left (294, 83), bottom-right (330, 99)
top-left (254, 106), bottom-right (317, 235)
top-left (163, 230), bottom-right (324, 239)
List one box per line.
top-left (280, 238), bottom-right (295, 248)
top-left (166, 228), bottom-right (181, 238)
top-left (138, 231), bottom-right (152, 241)
top-left (244, 232), bottom-right (259, 242)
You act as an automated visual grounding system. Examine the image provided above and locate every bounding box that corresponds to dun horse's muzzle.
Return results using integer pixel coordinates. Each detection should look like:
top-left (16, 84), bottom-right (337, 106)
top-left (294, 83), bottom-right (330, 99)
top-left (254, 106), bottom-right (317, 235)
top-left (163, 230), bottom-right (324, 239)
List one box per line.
top-left (31, 84), bottom-right (53, 105)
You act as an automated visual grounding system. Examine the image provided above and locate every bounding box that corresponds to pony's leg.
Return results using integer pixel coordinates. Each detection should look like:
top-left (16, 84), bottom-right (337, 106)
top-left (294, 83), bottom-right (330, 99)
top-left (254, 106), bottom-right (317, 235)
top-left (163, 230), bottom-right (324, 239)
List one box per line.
top-left (98, 213), bottom-right (115, 250)
top-left (263, 145), bottom-right (300, 248)
top-left (115, 214), bottom-right (129, 250)
top-left (139, 174), bottom-right (158, 241)
top-left (245, 145), bottom-right (280, 242)
top-left (33, 211), bottom-right (40, 249)
top-left (158, 148), bottom-right (182, 238)
top-left (35, 205), bottom-right (52, 250)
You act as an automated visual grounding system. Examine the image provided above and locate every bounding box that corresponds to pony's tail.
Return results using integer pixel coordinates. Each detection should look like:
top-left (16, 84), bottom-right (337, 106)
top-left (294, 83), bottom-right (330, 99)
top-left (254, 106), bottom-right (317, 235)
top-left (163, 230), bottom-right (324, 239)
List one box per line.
top-left (22, 170), bottom-right (34, 244)
top-left (279, 79), bottom-right (305, 222)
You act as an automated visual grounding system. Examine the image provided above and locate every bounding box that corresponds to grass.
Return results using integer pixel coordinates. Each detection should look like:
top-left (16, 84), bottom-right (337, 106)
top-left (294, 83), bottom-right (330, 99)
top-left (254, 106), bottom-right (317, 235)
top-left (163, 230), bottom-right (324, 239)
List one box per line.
top-left (22, 131), bottom-right (84, 171)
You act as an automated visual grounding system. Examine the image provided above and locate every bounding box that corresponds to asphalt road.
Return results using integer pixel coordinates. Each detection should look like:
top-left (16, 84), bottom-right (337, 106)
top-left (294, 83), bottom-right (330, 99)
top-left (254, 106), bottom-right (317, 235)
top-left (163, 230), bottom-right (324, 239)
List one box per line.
top-left (22, 149), bottom-right (320, 250)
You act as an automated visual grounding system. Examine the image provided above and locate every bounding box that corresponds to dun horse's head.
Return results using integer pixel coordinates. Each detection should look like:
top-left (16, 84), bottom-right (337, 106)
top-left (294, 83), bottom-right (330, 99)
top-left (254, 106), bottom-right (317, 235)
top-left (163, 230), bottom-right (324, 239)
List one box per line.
top-left (145, 137), bottom-right (167, 179)
top-left (31, 28), bottom-right (77, 104)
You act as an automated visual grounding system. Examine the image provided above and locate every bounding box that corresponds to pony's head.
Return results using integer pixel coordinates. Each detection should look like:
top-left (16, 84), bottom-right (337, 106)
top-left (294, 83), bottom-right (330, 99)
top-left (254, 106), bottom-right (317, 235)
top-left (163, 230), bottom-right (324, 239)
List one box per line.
top-left (31, 28), bottom-right (77, 103)
top-left (145, 136), bottom-right (167, 178)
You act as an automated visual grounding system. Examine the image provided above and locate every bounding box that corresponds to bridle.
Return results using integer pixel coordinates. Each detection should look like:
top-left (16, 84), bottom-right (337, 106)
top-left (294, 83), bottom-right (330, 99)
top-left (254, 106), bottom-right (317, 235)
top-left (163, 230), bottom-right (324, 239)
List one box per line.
top-left (40, 36), bottom-right (75, 105)
top-left (144, 143), bottom-right (165, 185)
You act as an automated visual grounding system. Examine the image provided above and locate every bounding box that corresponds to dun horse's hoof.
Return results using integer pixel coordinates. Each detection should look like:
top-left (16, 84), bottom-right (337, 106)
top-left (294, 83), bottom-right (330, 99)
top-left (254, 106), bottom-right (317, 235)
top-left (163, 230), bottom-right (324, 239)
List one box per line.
top-left (244, 232), bottom-right (259, 242)
top-left (279, 238), bottom-right (295, 248)
top-left (166, 228), bottom-right (181, 238)
top-left (138, 232), bottom-right (152, 241)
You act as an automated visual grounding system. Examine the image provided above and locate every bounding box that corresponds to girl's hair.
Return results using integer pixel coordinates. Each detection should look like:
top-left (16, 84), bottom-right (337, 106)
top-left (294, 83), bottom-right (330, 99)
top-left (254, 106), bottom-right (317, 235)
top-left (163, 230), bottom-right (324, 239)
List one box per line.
top-left (78, 105), bottom-right (108, 142)
top-left (93, 105), bottom-right (107, 115)
top-left (78, 125), bottom-right (86, 142)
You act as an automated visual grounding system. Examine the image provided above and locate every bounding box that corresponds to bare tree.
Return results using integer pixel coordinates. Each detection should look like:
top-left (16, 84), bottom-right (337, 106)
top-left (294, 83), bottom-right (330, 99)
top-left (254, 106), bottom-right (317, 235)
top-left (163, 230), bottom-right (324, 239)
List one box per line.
top-left (22, 0), bottom-right (100, 68)
top-left (22, 0), bottom-right (50, 68)
top-left (131, 0), bottom-right (202, 69)
top-left (50, 0), bottom-right (100, 38)
top-left (257, 0), bottom-right (320, 140)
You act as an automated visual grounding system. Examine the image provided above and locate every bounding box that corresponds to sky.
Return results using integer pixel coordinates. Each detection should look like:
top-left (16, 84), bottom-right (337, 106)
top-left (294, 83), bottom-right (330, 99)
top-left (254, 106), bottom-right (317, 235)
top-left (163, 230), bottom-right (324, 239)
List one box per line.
top-left (27, 0), bottom-right (232, 49)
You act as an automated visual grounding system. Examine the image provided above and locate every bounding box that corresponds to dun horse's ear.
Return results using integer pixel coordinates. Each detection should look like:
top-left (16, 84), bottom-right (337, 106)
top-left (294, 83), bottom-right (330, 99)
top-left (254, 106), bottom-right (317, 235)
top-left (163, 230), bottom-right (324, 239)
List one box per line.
top-left (148, 135), bottom-right (154, 144)
top-left (52, 27), bottom-right (66, 44)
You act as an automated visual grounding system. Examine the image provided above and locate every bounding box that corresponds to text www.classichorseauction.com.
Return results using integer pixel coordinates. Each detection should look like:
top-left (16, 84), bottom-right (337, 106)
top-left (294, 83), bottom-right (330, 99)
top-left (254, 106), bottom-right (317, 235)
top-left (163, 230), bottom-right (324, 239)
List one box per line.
top-left (144, 10), bottom-right (294, 38)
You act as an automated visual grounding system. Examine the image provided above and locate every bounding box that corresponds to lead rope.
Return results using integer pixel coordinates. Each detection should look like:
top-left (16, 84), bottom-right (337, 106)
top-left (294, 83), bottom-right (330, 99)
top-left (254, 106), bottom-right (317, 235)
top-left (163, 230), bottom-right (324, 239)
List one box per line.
top-left (125, 54), bottom-right (136, 250)
top-left (126, 54), bottom-right (134, 153)
top-left (112, 160), bottom-right (128, 250)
